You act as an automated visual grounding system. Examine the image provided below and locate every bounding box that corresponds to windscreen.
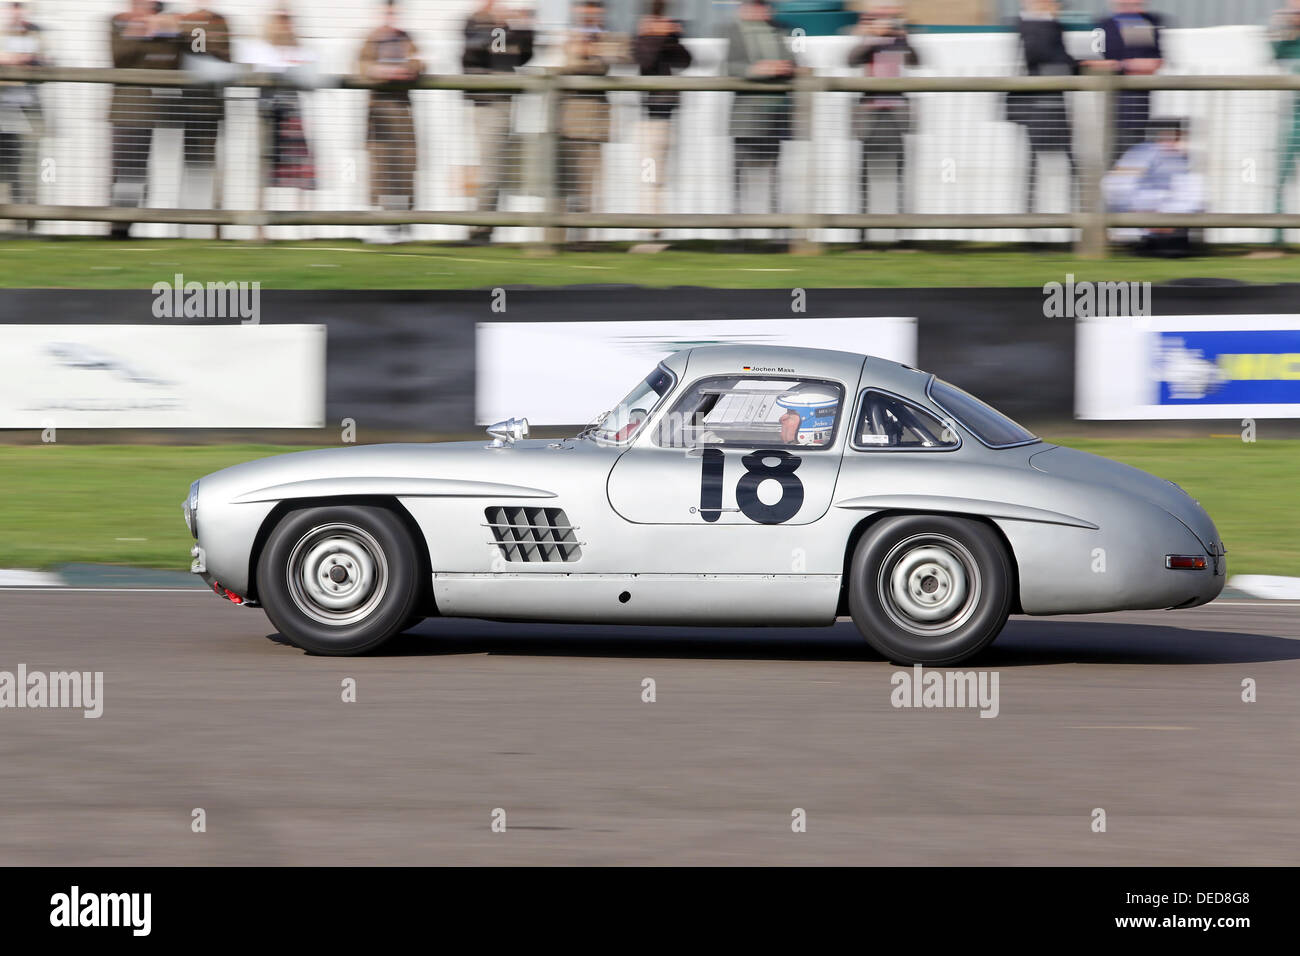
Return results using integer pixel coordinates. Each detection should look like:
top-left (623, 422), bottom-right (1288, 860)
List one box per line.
top-left (588, 365), bottom-right (676, 443)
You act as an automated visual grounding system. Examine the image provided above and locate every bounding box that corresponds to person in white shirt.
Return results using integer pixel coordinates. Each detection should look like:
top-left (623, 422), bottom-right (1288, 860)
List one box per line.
top-left (243, 9), bottom-right (318, 196)
top-left (1103, 119), bottom-right (1203, 255)
top-left (0, 1), bottom-right (46, 219)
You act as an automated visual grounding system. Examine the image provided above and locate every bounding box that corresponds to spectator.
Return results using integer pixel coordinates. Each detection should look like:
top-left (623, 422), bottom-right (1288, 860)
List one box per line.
top-left (359, 0), bottom-right (422, 223)
top-left (1271, 0), bottom-right (1300, 242)
top-left (243, 8), bottom-right (317, 213)
top-left (0, 1), bottom-right (46, 223)
top-left (176, 1), bottom-right (233, 220)
top-left (1093, 0), bottom-right (1165, 162)
top-left (1008, 0), bottom-right (1077, 214)
top-left (634, 0), bottom-right (692, 236)
top-left (108, 0), bottom-right (182, 240)
top-left (726, 0), bottom-right (794, 220)
top-left (847, 1), bottom-right (919, 220)
top-left (558, 1), bottom-right (625, 229)
top-left (1103, 118), bottom-right (1203, 256)
top-left (462, 0), bottom-right (534, 244)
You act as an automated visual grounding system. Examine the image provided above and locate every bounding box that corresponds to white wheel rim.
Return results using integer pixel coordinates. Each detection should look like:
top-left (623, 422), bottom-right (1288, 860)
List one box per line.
top-left (877, 533), bottom-right (981, 637)
top-left (286, 523), bottom-right (389, 627)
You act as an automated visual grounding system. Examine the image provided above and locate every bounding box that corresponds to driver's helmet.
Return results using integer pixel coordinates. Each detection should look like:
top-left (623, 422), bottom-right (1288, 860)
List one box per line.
top-left (775, 387), bottom-right (839, 446)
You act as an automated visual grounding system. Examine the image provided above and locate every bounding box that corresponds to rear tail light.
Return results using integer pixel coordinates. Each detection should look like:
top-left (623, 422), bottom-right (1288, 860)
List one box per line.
top-left (211, 581), bottom-right (244, 604)
top-left (1165, 555), bottom-right (1207, 570)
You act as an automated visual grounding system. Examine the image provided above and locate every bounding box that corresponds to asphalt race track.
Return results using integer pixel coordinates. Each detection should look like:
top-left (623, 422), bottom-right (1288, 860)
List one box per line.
top-left (3, 590), bottom-right (1297, 866)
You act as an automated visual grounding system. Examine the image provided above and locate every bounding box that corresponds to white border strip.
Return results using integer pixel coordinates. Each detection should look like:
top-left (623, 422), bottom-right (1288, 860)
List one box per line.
top-left (0, 569), bottom-right (64, 586)
top-left (0, 587), bottom-right (209, 593)
top-left (1228, 575), bottom-right (1300, 601)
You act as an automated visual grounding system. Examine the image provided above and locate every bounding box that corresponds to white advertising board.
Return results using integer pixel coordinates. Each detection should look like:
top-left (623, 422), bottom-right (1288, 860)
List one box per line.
top-left (0, 324), bottom-right (326, 428)
top-left (1076, 315), bottom-right (1300, 420)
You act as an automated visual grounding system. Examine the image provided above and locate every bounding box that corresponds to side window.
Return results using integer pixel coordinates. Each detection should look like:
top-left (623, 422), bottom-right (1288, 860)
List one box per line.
top-left (854, 390), bottom-right (959, 450)
top-left (656, 376), bottom-right (844, 450)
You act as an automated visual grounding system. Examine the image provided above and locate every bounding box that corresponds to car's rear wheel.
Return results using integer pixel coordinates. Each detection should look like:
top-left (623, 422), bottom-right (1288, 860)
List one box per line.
top-left (257, 505), bottom-right (420, 655)
top-left (848, 515), bottom-right (1012, 665)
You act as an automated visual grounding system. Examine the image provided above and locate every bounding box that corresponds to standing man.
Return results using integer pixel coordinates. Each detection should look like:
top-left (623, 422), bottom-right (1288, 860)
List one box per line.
top-left (1093, 0), bottom-right (1165, 161)
top-left (847, 1), bottom-right (920, 219)
top-left (108, 0), bottom-right (182, 239)
top-left (0, 1), bottom-right (47, 222)
top-left (1008, 0), bottom-right (1078, 213)
top-left (726, 0), bottom-right (794, 219)
top-left (177, 2), bottom-right (233, 222)
top-left (634, 0), bottom-right (692, 230)
top-left (462, 0), bottom-right (534, 244)
top-left (1271, 0), bottom-right (1300, 242)
top-left (359, 0), bottom-right (423, 222)
top-left (558, 1), bottom-right (625, 229)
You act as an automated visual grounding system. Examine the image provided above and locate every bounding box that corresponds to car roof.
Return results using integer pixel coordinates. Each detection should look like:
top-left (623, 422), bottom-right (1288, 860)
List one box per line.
top-left (861, 353), bottom-right (934, 400)
top-left (673, 345), bottom-right (872, 384)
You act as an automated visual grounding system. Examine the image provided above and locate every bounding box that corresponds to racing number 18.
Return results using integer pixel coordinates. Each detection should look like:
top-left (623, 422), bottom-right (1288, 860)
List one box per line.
top-left (699, 448), bottom-right (804, 524)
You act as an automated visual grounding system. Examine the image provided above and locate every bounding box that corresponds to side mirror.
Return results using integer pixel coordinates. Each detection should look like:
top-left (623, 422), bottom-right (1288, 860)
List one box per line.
top-left (486, 417), bottom-right (529, 448)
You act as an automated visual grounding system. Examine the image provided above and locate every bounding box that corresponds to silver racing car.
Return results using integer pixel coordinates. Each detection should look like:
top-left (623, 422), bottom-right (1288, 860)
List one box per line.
top-left (183, 345), bottom-right (1225, 663)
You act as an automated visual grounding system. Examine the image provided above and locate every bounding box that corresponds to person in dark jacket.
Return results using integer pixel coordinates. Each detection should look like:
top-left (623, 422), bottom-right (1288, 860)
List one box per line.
top-left (462, 0), bottom-right (534, 243)
top-left (727, 0), bottom-right (794, 217)
top-left (358, 0), bottom-right (423, 218)
top-left (177, 2), bottom-right (233, 225)
top-left (634, 0), bottom-right (692, 224)
top-left (1007, 0), bottom-right (1078, 213)
top-left (1094, 0), bottom-right (1165, 161)
top-left (847, 1), bottom-right (919, 220)
top-left (108, 0), bottom-right (182, 239)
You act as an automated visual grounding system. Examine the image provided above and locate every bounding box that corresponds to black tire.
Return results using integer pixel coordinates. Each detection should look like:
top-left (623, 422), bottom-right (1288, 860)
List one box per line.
top-left (848, 514), bottom-right (1012, 665)
top-left (256, 504), bottom-right (421, 656)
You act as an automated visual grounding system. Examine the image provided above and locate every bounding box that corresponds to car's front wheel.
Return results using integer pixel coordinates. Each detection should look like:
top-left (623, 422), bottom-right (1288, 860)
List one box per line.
top-left (848, 514), bottom-right (1012, 665)
top-left (257, 505), bottom-right (421, 655)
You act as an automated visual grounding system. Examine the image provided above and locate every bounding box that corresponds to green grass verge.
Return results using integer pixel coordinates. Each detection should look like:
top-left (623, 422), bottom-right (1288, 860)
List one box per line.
top-left (0, 444), bottom-right (298, 572)
top-left (0, 439), bottom-right (1295, 576)
top-left (3, 239), bottom-right (1300, 289)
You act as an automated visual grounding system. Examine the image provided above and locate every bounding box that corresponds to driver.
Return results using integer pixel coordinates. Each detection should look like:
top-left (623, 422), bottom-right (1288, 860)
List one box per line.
top-left (615, 407), bottom-right (648, 441)
top-left (779, 406), bottom-right (802, 443)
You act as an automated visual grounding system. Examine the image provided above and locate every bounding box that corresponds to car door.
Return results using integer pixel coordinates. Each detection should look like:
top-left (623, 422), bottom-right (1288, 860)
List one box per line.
top-left (606, 373), bottom-right (850, 526)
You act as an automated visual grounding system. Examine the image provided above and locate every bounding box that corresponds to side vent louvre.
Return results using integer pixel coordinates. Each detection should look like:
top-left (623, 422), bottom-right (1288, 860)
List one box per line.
top-left (484, 506), bottom-right (582, 563)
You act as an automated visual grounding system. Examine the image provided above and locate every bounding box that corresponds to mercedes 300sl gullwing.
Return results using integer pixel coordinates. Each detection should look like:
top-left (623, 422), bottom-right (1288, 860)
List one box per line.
top-left (183, 345), bottom-right (1225, 663)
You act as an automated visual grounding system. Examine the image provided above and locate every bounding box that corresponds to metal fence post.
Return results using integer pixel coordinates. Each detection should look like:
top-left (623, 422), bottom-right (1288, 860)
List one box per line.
top-left (251, 84), bottom-right (268, 243)
top-left (791, 71), bottom-right (822, 256)
top-left (529, 73), bottom-right (561, 255)
top-left (1077, 72), bottom-right (1115, 259)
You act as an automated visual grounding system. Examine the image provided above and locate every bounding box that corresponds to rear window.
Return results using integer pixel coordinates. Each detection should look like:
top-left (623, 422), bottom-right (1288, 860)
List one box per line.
top-left (928, 378), bottom-right (1038, 448)
top-left (854, 390), bottom-right (959, 450)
